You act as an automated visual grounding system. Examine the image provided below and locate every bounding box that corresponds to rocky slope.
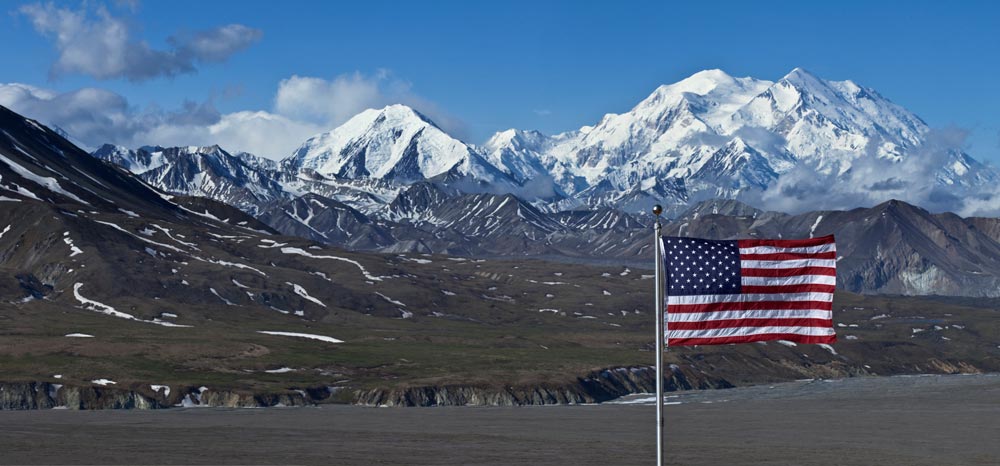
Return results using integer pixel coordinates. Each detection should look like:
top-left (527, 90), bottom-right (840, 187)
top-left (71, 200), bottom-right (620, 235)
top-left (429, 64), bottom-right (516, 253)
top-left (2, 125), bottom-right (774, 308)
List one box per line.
top-left (91, 143), bottom-right (287, 215)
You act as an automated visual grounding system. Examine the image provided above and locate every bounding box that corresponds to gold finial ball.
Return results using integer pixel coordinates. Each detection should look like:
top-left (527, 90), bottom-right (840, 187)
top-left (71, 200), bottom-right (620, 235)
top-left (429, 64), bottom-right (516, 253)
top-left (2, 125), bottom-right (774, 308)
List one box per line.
top-left (652, 204), bottom-right (663, 216)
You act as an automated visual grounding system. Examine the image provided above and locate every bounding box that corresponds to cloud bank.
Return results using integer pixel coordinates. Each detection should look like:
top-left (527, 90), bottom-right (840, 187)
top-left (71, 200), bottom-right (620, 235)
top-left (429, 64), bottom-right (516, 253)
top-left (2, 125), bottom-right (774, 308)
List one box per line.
top-left (0, 71), bottom-right (462, 159)
top-left (749, 128), bottom-right (1000, 217)
top-left (17, 2), bottom-right (261, 81)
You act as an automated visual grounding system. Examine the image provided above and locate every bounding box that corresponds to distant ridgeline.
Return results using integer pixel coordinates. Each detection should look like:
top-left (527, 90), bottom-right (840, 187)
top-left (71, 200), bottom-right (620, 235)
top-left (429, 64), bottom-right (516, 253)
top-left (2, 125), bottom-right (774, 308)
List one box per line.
top-left (8, 68), bottom-right (1000, 297)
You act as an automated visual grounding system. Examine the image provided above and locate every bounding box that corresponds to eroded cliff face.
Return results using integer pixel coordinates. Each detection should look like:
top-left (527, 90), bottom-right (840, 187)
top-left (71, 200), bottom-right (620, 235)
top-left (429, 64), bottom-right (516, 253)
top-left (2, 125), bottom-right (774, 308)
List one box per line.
top-left (0, 366), bottom-right (729, 410)
top-left (0, 383), bottom-right (159, 410)
top-left (353, 365), bottom-right (735, 407)
top-left (0, 356), bottom-right (987, 410)
top-left (0, 383), bottom-right (322, 410)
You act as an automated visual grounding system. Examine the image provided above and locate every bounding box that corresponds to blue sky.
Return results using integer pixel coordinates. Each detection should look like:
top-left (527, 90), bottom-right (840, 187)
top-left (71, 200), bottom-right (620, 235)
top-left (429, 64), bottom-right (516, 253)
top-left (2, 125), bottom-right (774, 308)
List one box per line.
top-left (0, 0), bottom-right (998, 161)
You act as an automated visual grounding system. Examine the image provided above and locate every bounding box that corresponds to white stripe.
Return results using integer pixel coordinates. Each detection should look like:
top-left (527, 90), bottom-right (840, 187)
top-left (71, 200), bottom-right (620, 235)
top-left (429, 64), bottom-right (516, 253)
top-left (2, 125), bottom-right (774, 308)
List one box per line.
top-left (741, 259), bottom-right (836, 269)
top-left (666, 326), bottom-right (836, 339)
top-left (668, 309), bottom-right (832, 322)
top-left (739, 243), bottom-right (836, 255)
top-left (741, 275), bottom-right (837, 286)
top-left (667, 292), bottom-right (833, 305)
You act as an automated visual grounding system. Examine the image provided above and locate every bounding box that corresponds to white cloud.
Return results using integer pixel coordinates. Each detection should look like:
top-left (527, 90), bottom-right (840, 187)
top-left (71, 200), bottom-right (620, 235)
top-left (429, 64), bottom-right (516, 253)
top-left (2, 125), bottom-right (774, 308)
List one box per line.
top-left (0, 69), bottom-right (458, 159)
top-left (753, 128), bottom-right (998, 217)
top-left (17, 2), bottom-right (261, 81)
top-left (0, 83), bottom-right (135, 144)
top-left (275, 74), bottom-right (382, 125)
top-left (0, 82), bottom-right (321, 158)
top-left (136, 111), bottom-right (324, 159)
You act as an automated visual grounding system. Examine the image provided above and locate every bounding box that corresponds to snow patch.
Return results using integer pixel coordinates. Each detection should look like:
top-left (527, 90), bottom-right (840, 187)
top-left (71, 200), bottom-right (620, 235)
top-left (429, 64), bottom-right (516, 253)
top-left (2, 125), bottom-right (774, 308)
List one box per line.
top-left (210, 288), bottom-right (237, 306)
top-left (375, 292), bottom-right (406, 307)
top-left (0, 152), bottom-right (91, 205)
top-left (63, 234), bottom-right (83, 257)
top-left (151, 385), bottom-right (171, 397)
top-left (280, 247), bottom-right (383, 281)
top-left (809, 215), bottom-right (823, 238)
top-left (286, 282), bottom-right (326, 307)
top-left (256, 331), bottom-right (343, 344)
top-left (74, 283), bottom-right (193, 327)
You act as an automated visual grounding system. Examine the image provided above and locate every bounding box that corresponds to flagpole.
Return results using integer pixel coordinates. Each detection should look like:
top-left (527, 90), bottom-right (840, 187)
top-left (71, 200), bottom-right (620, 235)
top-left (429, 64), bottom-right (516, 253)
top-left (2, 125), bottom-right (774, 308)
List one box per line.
top-left (653, 204), bottom-right (665, 466)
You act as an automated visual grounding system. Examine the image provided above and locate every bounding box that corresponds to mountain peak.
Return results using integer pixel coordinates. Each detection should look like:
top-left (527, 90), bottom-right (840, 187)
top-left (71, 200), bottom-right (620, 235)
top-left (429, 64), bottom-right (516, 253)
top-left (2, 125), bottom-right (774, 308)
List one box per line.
top-left (374, 104), bottom-right (438, 128)
top-left (725, 136), bottom-right (748, 151)
top-left (778, 67), bottom-right (828, 90)
top-left (655, 69), bottom-right (737, 97)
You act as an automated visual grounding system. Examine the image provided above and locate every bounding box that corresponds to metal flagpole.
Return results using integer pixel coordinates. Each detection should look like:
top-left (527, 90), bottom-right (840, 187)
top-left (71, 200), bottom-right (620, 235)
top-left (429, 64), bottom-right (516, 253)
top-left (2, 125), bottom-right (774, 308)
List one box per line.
top-left (652, 204), bottom-right (665, 466)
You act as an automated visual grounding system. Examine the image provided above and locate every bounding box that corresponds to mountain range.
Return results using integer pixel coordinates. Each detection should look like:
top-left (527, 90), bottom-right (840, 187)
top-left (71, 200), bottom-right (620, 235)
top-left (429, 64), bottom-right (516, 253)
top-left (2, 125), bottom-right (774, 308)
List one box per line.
top-left (81, 68), bottom-right (1000, 297)
top-left (1, 93), bottom-right (998, 409)
top-left (92, 68), bottom-right (995, 218)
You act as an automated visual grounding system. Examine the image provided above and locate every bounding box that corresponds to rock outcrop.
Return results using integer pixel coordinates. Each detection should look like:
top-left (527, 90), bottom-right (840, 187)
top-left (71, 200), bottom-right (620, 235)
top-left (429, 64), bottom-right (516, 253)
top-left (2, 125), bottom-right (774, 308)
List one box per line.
top-left (354, 365), bottom-right (734, 407)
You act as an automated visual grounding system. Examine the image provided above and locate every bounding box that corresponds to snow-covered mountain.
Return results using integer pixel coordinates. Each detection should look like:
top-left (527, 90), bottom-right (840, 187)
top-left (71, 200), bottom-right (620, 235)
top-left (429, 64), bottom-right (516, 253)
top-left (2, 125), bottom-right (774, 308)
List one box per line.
top-left (284, 105), bottom-right (516, 189)
top-left (485, 68), bottom-right (991, 211)
top-left (90, 68), bottom-right (996, 225)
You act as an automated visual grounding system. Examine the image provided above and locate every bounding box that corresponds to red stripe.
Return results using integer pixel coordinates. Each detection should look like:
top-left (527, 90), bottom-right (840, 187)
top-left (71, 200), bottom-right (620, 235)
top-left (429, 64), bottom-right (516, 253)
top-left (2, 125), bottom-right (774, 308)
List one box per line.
top-left (669, 318), bottom-right (833, 331)
top-left (740, 284), bottom-right (837, 294)
top-left (668, 333), bottom-right (838, 346)
top-left (739, 251), bottom-right (837, 261)
top-left (738, 235), bottom-right (835, 249)
top-left (669, 300), bottom-right (833, 313)
top-left (741, 267), bottom-right (836, 277)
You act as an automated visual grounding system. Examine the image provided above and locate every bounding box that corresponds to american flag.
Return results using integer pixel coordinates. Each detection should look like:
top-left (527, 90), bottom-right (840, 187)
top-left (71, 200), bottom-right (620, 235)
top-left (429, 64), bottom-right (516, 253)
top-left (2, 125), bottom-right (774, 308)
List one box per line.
top-left (661, 235), bottom-right (836, 346)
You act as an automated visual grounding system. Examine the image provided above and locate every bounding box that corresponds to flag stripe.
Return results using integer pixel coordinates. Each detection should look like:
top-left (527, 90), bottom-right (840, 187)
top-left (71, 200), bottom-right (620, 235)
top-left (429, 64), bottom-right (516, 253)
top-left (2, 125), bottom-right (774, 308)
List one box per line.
top-left (741, 259), bottom-right (837, 269)
top-left (737, 235), bottom-right (835, 249)
top-left (667, 292), bottom-right (833, 305)
top-left (738, 244), bottom-right (836, 255)
top-left (667, 300), bottom-right (833, 313)
top-left (741, 284), bottom-right (837, 294)
top-left (669, 318), bottom-right (833, 330)
top-left (667, 325), bottom-right (836, 339)
top-left (668, 309), bottom-right (832, 322)
top-left (742, 267), bottom-right (836, 277)
top-left (739, 251), bottom-right (837, 261)
top-left (668, 333), bottom-right (837, 346)
top-left (742, 275), bottom-right (837, 286)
